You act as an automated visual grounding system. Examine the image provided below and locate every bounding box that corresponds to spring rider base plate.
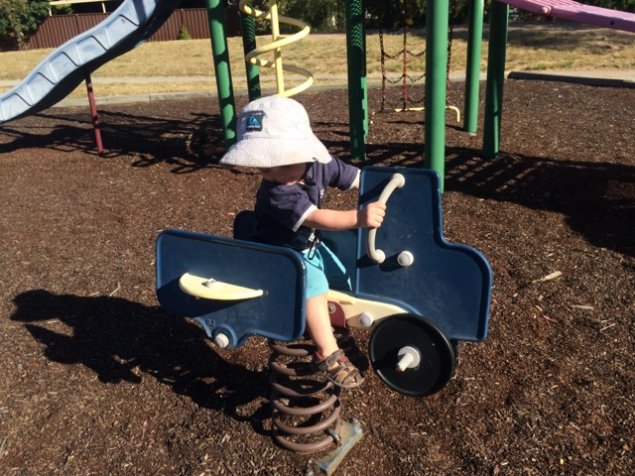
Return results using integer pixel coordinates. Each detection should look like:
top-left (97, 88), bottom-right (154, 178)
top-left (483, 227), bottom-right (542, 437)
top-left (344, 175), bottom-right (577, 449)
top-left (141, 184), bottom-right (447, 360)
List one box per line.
top-left (314, 419), bottom-right (363, 475)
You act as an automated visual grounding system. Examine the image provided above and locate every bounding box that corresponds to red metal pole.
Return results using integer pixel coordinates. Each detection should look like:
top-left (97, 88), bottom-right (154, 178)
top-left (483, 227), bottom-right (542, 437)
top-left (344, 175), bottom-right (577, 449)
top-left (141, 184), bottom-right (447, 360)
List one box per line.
top-left (402, 24), bottom-right (408, 111)
top-left (85, 73), bottom-right (104, 155)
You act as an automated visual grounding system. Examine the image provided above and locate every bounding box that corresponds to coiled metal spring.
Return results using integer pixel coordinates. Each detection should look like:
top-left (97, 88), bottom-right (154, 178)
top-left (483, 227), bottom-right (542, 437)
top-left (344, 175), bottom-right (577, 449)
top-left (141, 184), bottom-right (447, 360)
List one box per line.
top-left (269, 340), bottom-right (341, 453)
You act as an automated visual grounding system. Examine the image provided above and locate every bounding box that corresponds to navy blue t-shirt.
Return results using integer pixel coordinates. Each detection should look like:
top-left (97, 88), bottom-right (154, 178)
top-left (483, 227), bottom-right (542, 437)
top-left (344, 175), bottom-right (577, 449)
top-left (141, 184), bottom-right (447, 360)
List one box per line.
top-left (252, 157), bottom-right (360, 250)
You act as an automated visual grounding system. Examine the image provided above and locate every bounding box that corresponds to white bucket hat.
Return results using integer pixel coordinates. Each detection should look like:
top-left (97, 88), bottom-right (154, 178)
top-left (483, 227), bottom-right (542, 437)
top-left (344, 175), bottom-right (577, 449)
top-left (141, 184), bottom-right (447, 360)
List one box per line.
top-left (220, 96), bottom-right (332, 168)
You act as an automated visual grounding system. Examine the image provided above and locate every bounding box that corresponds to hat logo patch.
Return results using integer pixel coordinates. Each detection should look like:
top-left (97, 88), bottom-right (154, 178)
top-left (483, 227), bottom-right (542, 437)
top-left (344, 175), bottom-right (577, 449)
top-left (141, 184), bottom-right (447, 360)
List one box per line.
top-left (245, 112), bottom-right (263, 132)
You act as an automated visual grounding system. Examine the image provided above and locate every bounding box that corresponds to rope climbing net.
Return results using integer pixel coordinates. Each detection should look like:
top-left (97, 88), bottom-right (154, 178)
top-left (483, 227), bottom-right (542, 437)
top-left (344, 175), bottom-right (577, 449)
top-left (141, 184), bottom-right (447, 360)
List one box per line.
top-left (379, 23), bottom-right (426, 112)
top-left (378, 1), bottom-right (460, 121)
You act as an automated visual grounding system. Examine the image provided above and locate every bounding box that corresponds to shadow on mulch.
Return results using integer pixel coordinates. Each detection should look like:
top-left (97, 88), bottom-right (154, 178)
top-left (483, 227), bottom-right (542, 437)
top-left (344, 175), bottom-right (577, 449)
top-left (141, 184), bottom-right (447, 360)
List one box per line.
top-left (9, 289), bottom-right (272, 436)
top-left (335, 139), bottom-right (635, 258)
top-left (2, 100), bottom-right (633, 259)
top-left (0, 109), bottom-right (227, 174)
top-left (443, 149), bottom-right (635, 258)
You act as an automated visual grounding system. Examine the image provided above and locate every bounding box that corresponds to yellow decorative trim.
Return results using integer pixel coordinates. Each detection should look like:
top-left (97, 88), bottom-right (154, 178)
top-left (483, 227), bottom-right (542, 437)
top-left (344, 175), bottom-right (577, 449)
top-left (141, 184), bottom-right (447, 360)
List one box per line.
top-left (179, 273), bottom-right (264, 301)
top-left (327, 289), bottom-right (407, 328)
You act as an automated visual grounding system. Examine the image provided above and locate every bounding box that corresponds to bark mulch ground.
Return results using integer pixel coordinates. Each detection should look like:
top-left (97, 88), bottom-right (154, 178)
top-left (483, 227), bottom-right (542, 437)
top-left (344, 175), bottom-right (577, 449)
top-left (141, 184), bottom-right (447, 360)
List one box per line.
top-left (0, 79), bottom-right (633, 475)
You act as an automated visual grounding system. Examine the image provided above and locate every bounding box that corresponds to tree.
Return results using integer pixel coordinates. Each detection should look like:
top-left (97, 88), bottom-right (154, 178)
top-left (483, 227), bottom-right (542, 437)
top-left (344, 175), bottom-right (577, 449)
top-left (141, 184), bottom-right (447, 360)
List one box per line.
top-left (280, 0), bottom-right (344, 32)
top-left (241, 0), bottom-right (345, 33)
top-left (0, 0), bottom-right (50, 50)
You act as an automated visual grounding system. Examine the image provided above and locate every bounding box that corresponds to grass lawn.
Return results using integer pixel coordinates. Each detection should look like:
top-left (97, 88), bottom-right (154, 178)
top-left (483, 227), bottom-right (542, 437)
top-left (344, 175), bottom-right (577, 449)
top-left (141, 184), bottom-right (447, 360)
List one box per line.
top-left (0, 22), bottom-right (633, 99)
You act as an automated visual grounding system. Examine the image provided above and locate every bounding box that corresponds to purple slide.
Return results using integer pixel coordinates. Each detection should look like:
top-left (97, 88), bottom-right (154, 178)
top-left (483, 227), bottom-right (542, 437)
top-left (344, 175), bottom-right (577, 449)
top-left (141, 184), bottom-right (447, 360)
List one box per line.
top-left (501, 0), bottom-right (635, 33)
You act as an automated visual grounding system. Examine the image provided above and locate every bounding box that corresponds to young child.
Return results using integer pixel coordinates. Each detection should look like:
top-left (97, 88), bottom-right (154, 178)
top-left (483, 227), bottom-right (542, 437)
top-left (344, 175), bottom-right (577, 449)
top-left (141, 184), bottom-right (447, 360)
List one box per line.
top-left (220, 96), bottom-right (385, 389)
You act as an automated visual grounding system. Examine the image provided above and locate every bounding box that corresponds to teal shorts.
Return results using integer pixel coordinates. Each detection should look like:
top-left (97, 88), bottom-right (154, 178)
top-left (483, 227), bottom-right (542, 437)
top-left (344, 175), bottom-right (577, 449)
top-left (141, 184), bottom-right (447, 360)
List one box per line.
top-left (303, 242), bottom-right (351, 299)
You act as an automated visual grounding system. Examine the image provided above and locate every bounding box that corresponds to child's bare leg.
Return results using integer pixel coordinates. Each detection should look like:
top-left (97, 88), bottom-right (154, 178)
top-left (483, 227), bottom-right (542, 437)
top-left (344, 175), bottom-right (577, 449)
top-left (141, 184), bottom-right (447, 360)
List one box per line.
top-left (305, 293), bottom-right (339, 357)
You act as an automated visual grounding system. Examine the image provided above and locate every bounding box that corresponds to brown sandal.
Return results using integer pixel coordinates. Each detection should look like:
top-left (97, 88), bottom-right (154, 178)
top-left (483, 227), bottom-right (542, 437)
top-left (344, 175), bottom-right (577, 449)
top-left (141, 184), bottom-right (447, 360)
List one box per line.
top-left (313, 349), bottom-right (364, 389)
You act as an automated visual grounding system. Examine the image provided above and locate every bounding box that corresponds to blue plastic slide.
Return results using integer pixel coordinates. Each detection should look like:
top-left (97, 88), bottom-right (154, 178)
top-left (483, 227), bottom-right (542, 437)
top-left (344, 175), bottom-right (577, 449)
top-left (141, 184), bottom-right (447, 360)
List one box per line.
top-left (0, 0), bottom-right (181, 123)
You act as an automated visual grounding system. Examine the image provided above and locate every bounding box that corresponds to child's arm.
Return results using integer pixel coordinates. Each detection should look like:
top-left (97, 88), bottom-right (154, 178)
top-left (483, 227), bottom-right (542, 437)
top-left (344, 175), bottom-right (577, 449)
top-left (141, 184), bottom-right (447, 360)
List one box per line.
top-left (304, 201), bottom-right (386, 231)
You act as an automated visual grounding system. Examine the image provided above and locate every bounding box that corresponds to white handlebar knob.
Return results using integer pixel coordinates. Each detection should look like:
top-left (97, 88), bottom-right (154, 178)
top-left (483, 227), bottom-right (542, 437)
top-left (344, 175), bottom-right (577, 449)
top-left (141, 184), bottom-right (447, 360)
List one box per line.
top-left (214, 333), bottom-right (230, 348)
top-left (396, 346), bottom-right (421, 372)
top-left (397, 251), bottom-right (414, 267)
top-left (373, 249), bottom-right (386, 264)
top-left (359, 312), bottom-right (374, 328)
top-left (396, 353), bottom-right (415, 372)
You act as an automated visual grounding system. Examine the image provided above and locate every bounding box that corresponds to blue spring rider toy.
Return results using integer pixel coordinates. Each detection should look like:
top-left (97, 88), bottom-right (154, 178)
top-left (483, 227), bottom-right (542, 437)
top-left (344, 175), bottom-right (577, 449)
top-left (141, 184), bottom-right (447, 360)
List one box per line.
top-left (156, 166), bottom-right (492, 397)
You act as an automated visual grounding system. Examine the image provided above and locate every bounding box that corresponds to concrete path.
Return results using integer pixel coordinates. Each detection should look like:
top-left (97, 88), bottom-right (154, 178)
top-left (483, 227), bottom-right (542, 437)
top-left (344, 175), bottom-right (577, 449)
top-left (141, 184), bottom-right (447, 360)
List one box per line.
top-left (0, 69), bottom-right (632, 108)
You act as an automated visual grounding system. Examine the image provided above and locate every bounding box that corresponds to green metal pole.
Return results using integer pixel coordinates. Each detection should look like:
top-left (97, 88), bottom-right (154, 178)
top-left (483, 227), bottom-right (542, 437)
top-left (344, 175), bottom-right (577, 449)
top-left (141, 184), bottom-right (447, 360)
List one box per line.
top-left (239, 2), bottom-right (261, 101)
top-left (362, 20), bottom-right (368, 138)
top-left (206, 0), bottom-right (237, 147)
top-left (424, 0), bottom-right (449, 191)
top-left (345, 0), bottom-right (367, 161)
top-left (464, 0), bottom-right (484, 133)
top-left (482, 1), bottom-right (509, 159)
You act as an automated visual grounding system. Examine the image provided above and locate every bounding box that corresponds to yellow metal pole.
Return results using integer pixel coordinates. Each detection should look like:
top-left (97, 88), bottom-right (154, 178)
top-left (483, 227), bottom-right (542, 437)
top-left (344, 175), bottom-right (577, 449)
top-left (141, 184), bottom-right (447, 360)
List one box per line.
top-left (239, 0), bottom-right (313, 97)
top-left (269, 1), bottom-right (285, 95)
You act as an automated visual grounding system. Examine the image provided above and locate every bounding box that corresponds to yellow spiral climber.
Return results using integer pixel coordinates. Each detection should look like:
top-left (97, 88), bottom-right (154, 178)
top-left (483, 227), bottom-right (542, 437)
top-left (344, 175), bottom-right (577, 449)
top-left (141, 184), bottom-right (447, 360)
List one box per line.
top-left (239, 0), bottom-right (313, 97)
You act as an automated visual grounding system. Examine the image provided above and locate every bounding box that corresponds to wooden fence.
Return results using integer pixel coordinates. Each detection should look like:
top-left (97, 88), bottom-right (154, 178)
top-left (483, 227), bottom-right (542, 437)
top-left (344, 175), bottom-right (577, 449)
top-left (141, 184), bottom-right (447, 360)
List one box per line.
top-left (26, 8), bottom-right (241, 50)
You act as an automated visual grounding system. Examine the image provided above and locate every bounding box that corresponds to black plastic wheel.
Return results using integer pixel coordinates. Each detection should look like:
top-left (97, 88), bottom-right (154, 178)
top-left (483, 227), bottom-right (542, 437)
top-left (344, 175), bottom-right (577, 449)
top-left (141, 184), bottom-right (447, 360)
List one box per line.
top-left (369, 314), bottom-right (456, 397)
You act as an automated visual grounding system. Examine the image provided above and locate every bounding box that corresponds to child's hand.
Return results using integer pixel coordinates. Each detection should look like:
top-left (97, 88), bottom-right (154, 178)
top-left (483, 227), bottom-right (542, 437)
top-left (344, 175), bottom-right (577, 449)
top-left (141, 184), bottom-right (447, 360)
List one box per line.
top-left (357, 201), bottom-right (386, 228)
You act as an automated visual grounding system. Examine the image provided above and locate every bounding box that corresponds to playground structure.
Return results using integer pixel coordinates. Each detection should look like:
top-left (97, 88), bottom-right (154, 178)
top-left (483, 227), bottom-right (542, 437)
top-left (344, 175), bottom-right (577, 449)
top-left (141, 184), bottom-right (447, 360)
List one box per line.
top-left (1, 1), bottom-right (634, 186)
top-left (0, 0), bottom-right (184, 154)
top-left (1, 0), bottom-right (631, 465)
top-left (228, 0), bottom-right (635, 186)
top-left (156, 167), bottom-right (493, 395)
top-left (154, 166), bottom-right (493, 458)
top-left (0, 0), bottom-right (182, 123)
top-left (481, 0), bottom-right (635, 159)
